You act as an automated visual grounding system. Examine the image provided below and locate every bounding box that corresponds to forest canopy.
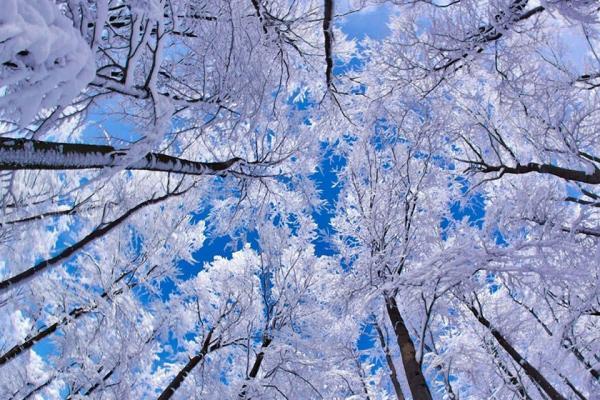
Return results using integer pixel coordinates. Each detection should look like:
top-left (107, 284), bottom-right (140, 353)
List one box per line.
top-left (0, 0), bottom-right (599, 399)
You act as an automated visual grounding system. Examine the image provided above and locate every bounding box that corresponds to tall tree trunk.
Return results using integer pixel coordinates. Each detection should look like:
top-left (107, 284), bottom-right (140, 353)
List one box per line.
top-left (384, 294), bottom-right (433, 400)
top-left (157, 329), bottom-right (217, 400)
top-left (0, 268), bottom-right (138, 365)
top-left (483, 338), bottom-right (532, 400)
top-left (559, 373), bottom-right (587, 400)
top-left (0, 306), bottom-right (87, 366)
top-left (508, 292), bottom-right (600, 382)
top-left (0, 189), bottom-right (187, 293)
top-left (353, 354), bottom-right (372, 400)
top-left (0, 138), bottom-right (243, 175)
top-left (374, 320), bottom-right (405, 400)
top-left (467, 304), bottom-right (567, 400)
top-left (238, 336), bottom-right (272, 399)
top-left (322, 0), bottom-right (334, 88)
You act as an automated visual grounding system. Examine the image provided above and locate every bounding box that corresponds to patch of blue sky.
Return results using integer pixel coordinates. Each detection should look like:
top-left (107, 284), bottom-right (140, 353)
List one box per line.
top-left (370, 119), bottom-right (408, 151)
top-left (440, 176), bottom-right (486, 237)
top-left (31, 330), bottom-right (61, 360)
top-left (339, 3), bottom-right (394, 41)
top-left (43, 218), bottom-right (88, 283)
top-left (486, 272), bottom-right (501, 294)
top-left (356, 321), bottom-right (387, 378)
top-left (311, 141), bottom-right (346, 256)
top-left (152, 330), bottom-right (187, 372)
top-left (357, 322), bottom-right (377, 353)
top-left (78, 100), bottom-right (141, 146)
top-left (565, 182), bottom-right (587, 199)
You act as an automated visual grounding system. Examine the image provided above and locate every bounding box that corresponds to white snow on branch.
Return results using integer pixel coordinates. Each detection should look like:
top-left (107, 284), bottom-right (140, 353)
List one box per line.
top-left (0, 0), bottom-right (95, 125)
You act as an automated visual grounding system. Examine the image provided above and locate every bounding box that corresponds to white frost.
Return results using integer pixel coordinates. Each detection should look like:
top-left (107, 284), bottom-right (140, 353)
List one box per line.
top-left (0, 0), bottom-right (95, 125)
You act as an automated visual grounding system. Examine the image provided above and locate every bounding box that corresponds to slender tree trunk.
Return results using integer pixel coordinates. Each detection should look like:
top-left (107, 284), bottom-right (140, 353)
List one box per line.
top-left (322, 0), bottom-right (334, 88)
top-left (238, 336), bottom-right (272, 399)
top-left (374, 320), bottom-right (405, 400)
top-left (508, 292), bottom-right (600, 382)
top-left (250, 0), bottom-right (268, 34)
top-left (384, 294), bottom-right (433, 400)
top-left (83, 366), bottom-right (117, 397)
top-left (65, 365), bottom-right (118, 399)
top-left (0, 306), bottom-right (86, 366)
top-left (247, 337), bottom-right (272, 379)
top-left (559, 373), bottom-right (587, 400)
top-left (562, 337), bottom-right (600, 382)
top-left (0, 269), bottom-right (136, 365)
top-left (21, 378), bottom-right (53, 400)
top-left (0, 189), bottom-right (187, 293)
top-left (157, 329), bottom-right (216, 400)
top-left (353, 354), bottom-right (372, 400)
top-left (476, 161), bottom-right (600, 185)
top-left (496, 356), bottom-right (533, 400)
top-left (0, 138), bottom-right (243, 175)
top-left (2, 204), bottom-right (91, 226)
top-left (467, 305), bottom-right (567, 400)
top-left (483, 338), bottom-right (532, 400)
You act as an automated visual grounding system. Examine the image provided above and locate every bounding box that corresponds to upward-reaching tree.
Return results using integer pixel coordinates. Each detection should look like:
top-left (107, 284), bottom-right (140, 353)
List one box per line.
top-left (331, 110), bottom-right (456, 399)
top-left (1, 0), bottom-right (599, 398)
top-left (364, 0), bottom-right (600, 398)
top-left (0, 0), bottom-right (337, 309)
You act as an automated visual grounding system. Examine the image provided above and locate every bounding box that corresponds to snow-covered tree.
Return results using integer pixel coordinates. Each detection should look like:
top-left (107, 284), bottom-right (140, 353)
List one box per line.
top-left (1, 0), bottom-right (599, 399)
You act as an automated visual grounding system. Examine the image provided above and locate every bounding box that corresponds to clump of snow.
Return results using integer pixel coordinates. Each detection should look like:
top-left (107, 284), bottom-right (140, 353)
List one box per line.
top-left (541, 0), bottom-right (600, 24)
top-left (0, 0), bottom-right (95, 125)
top-left (129, 0), bottom-right (164, 20)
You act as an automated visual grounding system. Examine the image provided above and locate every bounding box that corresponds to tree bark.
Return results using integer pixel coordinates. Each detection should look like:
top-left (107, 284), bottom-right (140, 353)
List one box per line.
top-left (238, 336), bottom-right (272, 399)
top-left (248, 337), bottom-right (272, 379)
top-left (0, 189), bottom-right (187, 293)
top-left (384, 294), bottom-right (433, 400)
top-left (0, 269), bottom-right (136, 365)
top-left (476, 161), bottom-right (600, 185)
top-left (374, 320), bottom-right (405, 400)
top-left (0, 306), bottom-right (86, 366)
top-left (157, 329), bottom-right (216, 400)
top-left (250, 0), bottom-right (268, 34)
top-left (467, 305), bottom-right (567, 400)
top-left (322, 0), bottom-right (334, 88)
top-left (0, 138), bottom-right (242, 176)
top-left (507, 291), bottom-right (600, 382)
top-left (483, 338), bottom-right (532, 400)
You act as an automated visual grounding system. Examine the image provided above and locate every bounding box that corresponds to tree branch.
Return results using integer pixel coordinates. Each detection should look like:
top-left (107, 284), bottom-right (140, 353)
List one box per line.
top-left (0, 138), bottom-right (243, 176)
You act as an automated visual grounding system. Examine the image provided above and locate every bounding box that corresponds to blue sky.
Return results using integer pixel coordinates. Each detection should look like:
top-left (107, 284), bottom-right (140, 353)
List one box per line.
top-left (339, 2), bottom-right (393, 41)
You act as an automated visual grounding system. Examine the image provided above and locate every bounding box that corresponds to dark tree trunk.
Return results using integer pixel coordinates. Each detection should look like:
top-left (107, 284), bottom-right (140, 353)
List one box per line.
top-left (0, 269), bottom-right (136, 365)
top-left (483, 338), bottom-right (532, 400)
top-left (475, 161), bottom-right (600, 185)
top-left (384, 294), bottom-right (433, 400)
top-left (0, 307), bottom-right (86, 365)
top-left (157, 329), bottom-right (216, 400)
top-left (0, 189), bottom-right (187, 293)
top-left (248, 337), bottom-right (272, 379)
top-left (0, 138), bottom-right (242, 176)
top-left (374, 320), bottom-right (405, 400)
top-left (238, 336), bottom-right (272, 399)
top-left (322, 0), bottom-right (334, 88)
top-left (467, 305), bottom-right (566, 400)
top-left (250, 0), bottom-right (268, 34)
